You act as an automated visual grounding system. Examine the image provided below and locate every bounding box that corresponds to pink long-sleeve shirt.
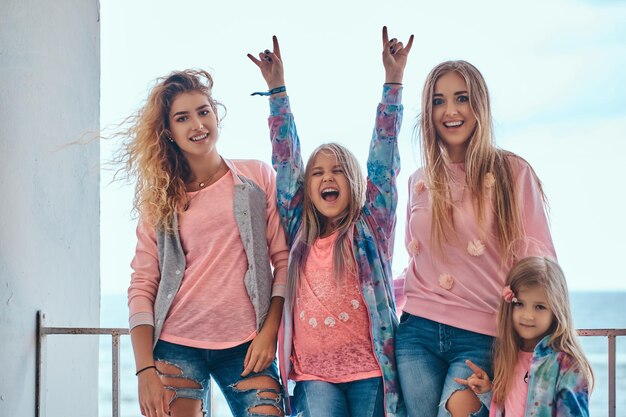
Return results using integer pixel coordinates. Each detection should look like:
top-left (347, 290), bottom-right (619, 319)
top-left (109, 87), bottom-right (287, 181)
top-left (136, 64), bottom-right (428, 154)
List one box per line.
top-left (402, 157), bottom-right (556, 336)
top-left (128, 159), bottom-right (288, 349)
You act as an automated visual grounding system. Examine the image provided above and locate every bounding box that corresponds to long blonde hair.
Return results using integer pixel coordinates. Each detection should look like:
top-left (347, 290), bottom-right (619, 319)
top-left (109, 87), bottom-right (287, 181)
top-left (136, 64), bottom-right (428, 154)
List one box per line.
top-left (114, 69), bottom-right (223, 231)
top-left (419, 60), bottom-right (546, 264)
top-left (286, 143), bottom-right (366, 306)
top-left (492, 256), bottom-right (594, 404)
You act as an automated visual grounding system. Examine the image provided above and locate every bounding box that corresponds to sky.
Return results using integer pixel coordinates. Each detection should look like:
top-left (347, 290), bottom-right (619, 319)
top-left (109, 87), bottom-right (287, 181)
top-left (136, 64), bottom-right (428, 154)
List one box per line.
top-left (100, 0), bottom-right (626, 294)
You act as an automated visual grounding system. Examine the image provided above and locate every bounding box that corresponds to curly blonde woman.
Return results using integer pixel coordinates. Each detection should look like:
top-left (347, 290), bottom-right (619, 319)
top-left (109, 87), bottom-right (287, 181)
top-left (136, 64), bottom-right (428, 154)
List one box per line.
top-left (120, 70), bottom-right (288, 417)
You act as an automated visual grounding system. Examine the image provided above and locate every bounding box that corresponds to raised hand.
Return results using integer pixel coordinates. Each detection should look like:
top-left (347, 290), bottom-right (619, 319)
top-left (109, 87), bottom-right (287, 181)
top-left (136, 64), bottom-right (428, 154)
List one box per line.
top-left (454, 359), bottom-right (493, 394)
top-left (248, 35), bottom-right (285, 90)
top-left (382, 26), bottom-right (414, 84)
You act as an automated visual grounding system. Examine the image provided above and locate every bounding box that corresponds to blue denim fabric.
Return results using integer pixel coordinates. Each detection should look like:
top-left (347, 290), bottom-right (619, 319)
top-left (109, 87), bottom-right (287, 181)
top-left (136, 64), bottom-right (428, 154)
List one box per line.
top-left (292, 377), bottom-right (384, 417)
top-left (395, 314), bottom-right (494, 417)
top-left (153, 339), bottom-right (283, 417)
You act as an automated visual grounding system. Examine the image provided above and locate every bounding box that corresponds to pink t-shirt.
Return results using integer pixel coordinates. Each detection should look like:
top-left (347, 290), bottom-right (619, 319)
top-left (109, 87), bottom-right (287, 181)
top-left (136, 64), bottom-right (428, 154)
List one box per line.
top-left (128, 159), bottom-right (288, 349)
top-left (159, 173), bottom-right (255, 348)
top-left (290, 232), bottom-right (381, 383)
top-left (504, 350), bottom-right (533, 417)
top-left (403, 157), bottom-right (556, 336)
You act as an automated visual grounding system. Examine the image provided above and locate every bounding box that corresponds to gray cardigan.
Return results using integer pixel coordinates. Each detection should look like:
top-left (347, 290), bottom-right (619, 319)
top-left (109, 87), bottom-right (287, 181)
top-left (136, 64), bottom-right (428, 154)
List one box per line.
top-left (151, 159), bottom-right (275, 345)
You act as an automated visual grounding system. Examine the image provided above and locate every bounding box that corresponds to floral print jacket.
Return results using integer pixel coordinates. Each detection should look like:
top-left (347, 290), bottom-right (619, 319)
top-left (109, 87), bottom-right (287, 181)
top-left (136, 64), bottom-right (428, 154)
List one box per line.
top-left (268, 85), bottom-right (405, 417)
top-left (490, 335), bottom-right (590, 417)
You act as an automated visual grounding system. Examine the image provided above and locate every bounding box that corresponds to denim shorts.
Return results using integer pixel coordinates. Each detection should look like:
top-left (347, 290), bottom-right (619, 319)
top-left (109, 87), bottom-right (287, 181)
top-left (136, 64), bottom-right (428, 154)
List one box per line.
top-left (153, 339), bottom-right (283, 417)
top-left (395, 314), bottom-right (494, 417)
top-left (292, 377), bottom-right (384, 417)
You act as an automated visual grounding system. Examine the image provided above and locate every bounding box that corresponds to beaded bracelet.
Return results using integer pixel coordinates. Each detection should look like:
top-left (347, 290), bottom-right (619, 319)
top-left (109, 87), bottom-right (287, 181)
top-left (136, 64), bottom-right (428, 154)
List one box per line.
top-left (251, 85), bottom-right (286, 96)
top-left (135, 365), bottom-right (157, 376)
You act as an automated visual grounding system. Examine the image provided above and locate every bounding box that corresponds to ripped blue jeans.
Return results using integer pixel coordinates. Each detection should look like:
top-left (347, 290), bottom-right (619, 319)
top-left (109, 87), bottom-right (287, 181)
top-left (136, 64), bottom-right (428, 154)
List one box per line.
top-left (153, 339), bottom-right (283, 416)
top-left (395, 314), bottom-right (493, 417)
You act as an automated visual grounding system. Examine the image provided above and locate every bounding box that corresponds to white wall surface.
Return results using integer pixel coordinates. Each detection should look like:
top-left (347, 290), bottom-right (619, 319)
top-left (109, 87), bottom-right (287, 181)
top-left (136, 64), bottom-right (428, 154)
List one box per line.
top-left (0, 1), bottom-right (100, 416)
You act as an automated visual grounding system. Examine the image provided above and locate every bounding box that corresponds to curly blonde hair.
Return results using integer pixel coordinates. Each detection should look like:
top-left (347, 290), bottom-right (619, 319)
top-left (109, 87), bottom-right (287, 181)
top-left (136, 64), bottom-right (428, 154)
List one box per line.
top-left (115, 69), bottom-right (223, 232)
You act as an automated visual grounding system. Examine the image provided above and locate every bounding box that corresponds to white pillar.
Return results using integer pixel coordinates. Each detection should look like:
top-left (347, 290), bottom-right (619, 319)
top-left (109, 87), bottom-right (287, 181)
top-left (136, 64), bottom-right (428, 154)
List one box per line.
top-left (0, 1), bottom-right (100, 416)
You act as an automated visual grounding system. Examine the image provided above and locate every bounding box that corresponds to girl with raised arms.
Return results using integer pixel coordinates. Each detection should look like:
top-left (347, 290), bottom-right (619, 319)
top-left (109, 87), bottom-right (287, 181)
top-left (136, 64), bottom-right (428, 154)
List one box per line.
top-left (248, 27), bottom-right (412, 417)
top-left (123, 70), bottom-right (289, 417)
top-left (395, 61), bottom-right (557, 417)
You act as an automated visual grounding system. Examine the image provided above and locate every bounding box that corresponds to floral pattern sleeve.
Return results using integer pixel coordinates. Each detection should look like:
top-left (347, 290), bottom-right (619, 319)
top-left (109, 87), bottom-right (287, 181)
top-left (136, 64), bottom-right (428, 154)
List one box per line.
top-left (524, 337), bottom-right (590, 417)
top-left (555, 354), bottom-right (590, 417)
top-left (268, 96), bottom-right (304, 246)
top-left (364, 85), bottom-right (403, 262)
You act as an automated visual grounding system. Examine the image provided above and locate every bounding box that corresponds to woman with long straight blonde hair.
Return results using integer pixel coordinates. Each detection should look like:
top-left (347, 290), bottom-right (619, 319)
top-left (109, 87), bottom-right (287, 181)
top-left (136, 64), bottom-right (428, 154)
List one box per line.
top-left (395, 61), bottom-right (557, 417)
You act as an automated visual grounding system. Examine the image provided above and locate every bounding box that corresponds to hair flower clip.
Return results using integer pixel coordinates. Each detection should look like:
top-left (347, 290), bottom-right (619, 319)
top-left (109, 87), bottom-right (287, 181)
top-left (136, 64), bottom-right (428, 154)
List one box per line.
top-left (502, 285), bottom-right (517, 303)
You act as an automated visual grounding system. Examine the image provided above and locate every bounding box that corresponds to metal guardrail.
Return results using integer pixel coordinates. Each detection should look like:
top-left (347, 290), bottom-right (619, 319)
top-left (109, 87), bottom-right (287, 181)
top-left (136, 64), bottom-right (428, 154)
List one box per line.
top-left (36, 311), bottom-right (129, 417)
top-left (577, 328), bottom-right (626, 417)
top-left (36, 310), bottom-right (217, 417)
top-left (35, 312), bottom-right (624, 417)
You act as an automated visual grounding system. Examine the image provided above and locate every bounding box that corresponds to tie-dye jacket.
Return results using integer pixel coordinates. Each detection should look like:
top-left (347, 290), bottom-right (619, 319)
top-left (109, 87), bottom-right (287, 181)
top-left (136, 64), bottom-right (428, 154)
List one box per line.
top-left (268, 85), bottom-right (405, 417)
top-left (489, 335), bottom-right (590, 417)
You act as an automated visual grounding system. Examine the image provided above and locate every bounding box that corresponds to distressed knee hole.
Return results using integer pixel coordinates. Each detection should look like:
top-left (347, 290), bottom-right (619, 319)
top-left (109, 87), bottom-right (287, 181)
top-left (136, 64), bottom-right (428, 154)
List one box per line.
top-left (258, 390), bottom-right (281, 401)
top-left (160, 375), bottom-right (202, 389)
top-left (233, 375), bottom-right (280, 391)
top-left (155, 360), bottom-right (202, 389)
top-left (155, 360), bottom-right (183, 375)
top-left (234, 375), bottom-right (284, 416)
top-left (169, 397), bottom-right (204, 417)
top-left (445, 388), bottom-right (481, 417)
top-left (249, 404), bottom-right (284, 416)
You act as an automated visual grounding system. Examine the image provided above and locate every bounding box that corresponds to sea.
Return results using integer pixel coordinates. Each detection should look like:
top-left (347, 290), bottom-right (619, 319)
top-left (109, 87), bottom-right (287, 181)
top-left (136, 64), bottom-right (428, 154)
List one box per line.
top-left (98, 292), bottom-right (626, 417)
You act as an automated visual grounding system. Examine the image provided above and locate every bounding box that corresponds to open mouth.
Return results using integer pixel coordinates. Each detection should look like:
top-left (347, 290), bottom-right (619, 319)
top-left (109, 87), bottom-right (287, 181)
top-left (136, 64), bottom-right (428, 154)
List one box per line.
top-left (190, 133), bottom-right (208, 142)
top-left (444, 121), bottom-right (463, 128)
top-left (321, 187), bottom-right (339, 202)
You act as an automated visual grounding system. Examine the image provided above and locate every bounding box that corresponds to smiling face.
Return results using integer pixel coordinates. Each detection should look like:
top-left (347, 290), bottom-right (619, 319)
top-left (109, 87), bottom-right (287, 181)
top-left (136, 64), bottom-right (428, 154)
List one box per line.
top-left (307, 150), bottom-right (350, 224)
top-left (512, 285), bottom-right (555, 351)
top-left (168, 91), bottom-right (219, 160)
top-left (432, 71), bottom-right (478, 162)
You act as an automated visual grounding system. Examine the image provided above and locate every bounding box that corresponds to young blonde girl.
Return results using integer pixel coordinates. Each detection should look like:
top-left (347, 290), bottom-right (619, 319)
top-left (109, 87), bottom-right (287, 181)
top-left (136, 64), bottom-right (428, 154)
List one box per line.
top-left (248, 27), bottom-right (412, 417)
top-left (122, 70), bottom-right (289, 417)
top-left (456, 256), bottom-right (592, 417)
top-left (396, 60), bottom-right (557, 417)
